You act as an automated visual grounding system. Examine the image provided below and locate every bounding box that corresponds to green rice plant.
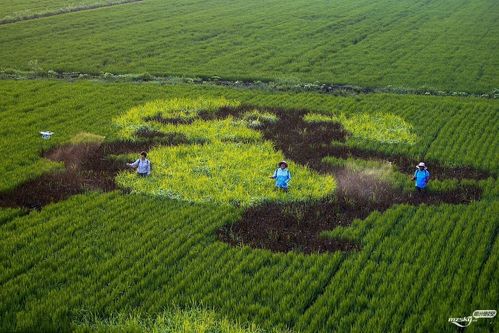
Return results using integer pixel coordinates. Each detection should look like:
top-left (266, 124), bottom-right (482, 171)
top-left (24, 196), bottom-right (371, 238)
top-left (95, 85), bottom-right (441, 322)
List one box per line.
top-left (0, 80), bottom-right (497, 333)
top-left (0, 208), bottom-right (23, 225)
top-left (116, 142), bottom-right (334, 205)
top-left (0, 0), bottom-right (136, 23)
top-left (1, 80), bottom-right (496, 193)
top-left (1, 0), bottom-right (497, 92)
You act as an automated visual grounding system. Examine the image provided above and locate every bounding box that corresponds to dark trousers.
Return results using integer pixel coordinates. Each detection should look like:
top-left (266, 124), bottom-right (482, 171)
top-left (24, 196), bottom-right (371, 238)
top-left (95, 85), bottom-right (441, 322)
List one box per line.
top-left (138, 173), bottom-right (148, 177)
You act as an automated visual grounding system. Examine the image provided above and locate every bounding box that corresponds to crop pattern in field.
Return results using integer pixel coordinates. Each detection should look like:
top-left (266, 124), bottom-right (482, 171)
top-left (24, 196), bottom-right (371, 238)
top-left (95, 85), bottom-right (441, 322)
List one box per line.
top-left (0, 80), bottom-right (497, 332)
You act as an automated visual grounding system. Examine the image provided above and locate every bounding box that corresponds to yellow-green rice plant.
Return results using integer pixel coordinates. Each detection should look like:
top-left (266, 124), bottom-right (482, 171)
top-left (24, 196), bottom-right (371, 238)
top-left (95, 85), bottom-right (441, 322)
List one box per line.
top-left (69, 132), bottom-right (106, 145)
top-left (322, 156), bottom-right (396, 181)
top-left (241, 109), bottom-right (279, 128)
top-left (114, 98), bottom-right (334, 205)
top-left (116, 142), bottom-right (334, 206)
top-left (114, 97), bottom-right (240, 139)
top-left (155, 117), bottom-right (262, 144)
top-left (304, 112), bottom-right (416, 144)
top-left (73, 307), bottom-right (289, 333)
top-left (335, 113), bottom-right (416, 144)
top-left (303, 112), bottom-right (337, 123)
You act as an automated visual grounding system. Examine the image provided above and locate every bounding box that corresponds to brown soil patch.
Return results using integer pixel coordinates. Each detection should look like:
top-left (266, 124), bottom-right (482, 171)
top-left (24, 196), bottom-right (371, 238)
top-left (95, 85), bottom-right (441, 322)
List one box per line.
top-left (218, 171), bottom-right (481, 254)
top-left (218, 198), bottom-right (360, 254)
top-left (0, 141), bottom-right (159, 210)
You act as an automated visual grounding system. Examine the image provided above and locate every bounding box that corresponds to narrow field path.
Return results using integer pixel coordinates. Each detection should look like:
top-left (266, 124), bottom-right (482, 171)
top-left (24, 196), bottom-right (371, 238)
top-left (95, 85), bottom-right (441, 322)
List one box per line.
top-left (1, 70), bottom-right (495, 98)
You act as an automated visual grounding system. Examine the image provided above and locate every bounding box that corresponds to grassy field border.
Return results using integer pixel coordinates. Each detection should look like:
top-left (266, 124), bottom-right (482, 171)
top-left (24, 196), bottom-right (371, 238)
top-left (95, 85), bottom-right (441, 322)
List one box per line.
top-left (1, 69), bottom-right (497, 99)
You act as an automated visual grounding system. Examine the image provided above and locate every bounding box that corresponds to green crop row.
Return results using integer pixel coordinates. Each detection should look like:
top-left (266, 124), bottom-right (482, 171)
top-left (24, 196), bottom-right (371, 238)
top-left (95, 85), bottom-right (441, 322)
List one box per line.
top-left (305, 95), bottom-right (499, 173)
top-left (316, 201), bottom-right (498, 332)
top-left (1, 193), bottom-right (496, 332)
top-left (0, 0), bottom-right (113, 19)
top-left (0, 0), bottom-right (497, 92)
top-left (0, 192), bottom-right (345, 331)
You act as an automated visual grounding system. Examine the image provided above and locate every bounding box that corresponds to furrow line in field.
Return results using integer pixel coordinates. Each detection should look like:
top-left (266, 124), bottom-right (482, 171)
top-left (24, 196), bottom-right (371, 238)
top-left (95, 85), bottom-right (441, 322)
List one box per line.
top-left (0, 0), bottom-right (143, 25)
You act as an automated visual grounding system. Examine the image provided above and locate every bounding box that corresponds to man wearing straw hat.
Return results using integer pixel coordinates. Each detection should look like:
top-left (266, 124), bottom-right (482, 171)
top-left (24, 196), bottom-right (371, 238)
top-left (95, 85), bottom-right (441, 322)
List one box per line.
top-left (412, 162), bottom-right (430, 193)
top-left (270, 160), bottom-right (291, 192)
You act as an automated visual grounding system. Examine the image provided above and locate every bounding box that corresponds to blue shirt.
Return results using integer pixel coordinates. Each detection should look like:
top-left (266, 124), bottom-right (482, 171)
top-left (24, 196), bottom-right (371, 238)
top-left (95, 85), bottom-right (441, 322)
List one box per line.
top-left (272, 168), bottom-right (291, 188)
top-left (414, 169), bottom-right (430, 188)
top-left (131, 158), bottom-right (151, 175)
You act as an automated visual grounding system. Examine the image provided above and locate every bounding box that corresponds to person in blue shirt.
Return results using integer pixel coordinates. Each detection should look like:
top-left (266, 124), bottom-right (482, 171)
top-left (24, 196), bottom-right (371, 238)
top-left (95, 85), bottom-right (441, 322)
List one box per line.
top-left (270, 160), bottom-right (291, 191)
top-left (412, 162), bottom-right (430, 192)
top-left (127, 151), bottom-right (151, 177)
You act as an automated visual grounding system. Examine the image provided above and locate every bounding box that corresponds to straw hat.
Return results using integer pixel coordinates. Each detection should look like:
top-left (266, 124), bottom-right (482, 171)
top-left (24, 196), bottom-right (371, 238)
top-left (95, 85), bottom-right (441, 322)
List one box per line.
top-left (278, 160), bottom-right (288, 168)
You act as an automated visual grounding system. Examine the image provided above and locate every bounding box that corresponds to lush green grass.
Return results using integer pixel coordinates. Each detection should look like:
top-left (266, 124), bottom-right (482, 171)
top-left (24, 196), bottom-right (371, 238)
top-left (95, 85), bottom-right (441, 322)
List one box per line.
top-left (0, 0), bottom-right (497, 92)
top-left (0, 80), bottom-right (497, 332)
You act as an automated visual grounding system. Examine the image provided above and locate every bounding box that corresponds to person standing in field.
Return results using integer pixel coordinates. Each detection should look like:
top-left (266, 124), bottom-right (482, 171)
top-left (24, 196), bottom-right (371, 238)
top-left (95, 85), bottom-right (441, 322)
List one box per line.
top-left (412, 162), bottom-right (430, 193)
top-left (270, 160), bottom-right (291, 191)
top-left (127, 151), bottom-right (151, 177)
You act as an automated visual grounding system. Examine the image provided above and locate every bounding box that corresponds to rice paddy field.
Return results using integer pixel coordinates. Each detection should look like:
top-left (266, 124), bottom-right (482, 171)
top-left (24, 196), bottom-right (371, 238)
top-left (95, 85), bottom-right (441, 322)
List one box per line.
top-left (0, 0), bottom-right (498, 332)
top-left (0, 0), bottom-right (498, 92)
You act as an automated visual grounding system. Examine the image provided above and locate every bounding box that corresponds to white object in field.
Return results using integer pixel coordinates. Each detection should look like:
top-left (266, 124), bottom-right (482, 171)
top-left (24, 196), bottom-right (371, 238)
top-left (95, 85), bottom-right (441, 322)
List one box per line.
top-left (40, 131), bottom-right (54, 139)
